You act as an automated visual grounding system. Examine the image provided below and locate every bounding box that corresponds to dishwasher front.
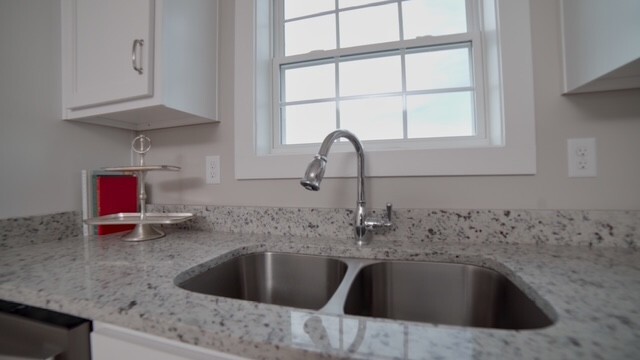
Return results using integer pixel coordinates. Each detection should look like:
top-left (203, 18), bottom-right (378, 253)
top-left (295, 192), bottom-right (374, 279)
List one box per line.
top-left (0, 299), bottom-right (91, 360)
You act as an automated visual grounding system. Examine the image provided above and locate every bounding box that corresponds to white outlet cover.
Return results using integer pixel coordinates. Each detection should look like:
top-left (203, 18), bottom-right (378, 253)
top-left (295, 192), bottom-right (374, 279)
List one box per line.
top-left (567, 138), bottom-right (597, 177)
top-left (206, 155), bottom-right (221, 184)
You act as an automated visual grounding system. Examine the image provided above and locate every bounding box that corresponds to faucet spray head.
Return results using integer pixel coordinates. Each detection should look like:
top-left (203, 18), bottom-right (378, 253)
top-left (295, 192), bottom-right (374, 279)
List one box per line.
top-left (300, 155), bottom-right (327, 191)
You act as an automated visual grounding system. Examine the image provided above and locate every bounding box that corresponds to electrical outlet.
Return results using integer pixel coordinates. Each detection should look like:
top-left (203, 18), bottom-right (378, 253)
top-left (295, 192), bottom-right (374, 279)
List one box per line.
top-left (206, 155), bottom-right (221, 184)
top-left (567, 138), bottom-right (597, 177)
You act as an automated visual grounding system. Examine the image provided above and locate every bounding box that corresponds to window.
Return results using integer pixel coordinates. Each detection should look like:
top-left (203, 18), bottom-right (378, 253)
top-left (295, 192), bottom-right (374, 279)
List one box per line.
top-left (275, 0), bottom-right (483, 148)
top-left (235, 0), bottom-right (536, 179)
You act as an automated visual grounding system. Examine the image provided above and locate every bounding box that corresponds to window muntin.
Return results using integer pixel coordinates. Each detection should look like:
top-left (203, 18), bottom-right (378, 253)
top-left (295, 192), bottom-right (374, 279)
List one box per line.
top-left (276, 0), bottom-right (479, 147)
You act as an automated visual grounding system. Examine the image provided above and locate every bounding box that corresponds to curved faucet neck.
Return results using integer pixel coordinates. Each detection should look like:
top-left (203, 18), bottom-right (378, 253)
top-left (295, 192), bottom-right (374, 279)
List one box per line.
top-left (317, 130), bottom-right (366, 205)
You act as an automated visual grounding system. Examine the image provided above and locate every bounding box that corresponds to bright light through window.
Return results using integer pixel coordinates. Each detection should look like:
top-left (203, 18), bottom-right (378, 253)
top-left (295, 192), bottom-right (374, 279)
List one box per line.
top-left (403, 0), bottom-right (468, 38)
top-left (339, 3), bottom-right (400, 48)
top-left (284, 0), bottom-right (333, 20)
top-left (340, 55), bottom-right (402, 97)
top-left (280, 45), bottom-right (475, 145)
top-left (340, 96), bottom-right (404, 141)
top-left (278, 0), bottom-right (477, 146)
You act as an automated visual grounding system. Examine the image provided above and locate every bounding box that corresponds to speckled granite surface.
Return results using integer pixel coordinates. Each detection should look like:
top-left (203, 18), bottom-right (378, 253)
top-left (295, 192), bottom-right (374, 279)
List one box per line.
top-left (0, 211), bottom-right (81, 250)
top-left (3, 206), bottom-right (638, 249)
top-left (149, 205), bottom-right (640, 249)
top-left (0, 228), bottom-right (638, 359)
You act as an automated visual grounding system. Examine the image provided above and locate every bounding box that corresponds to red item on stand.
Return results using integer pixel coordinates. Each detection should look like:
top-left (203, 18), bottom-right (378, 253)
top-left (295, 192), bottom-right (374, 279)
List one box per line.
top-left (95, 175), bottom-right (138, 235)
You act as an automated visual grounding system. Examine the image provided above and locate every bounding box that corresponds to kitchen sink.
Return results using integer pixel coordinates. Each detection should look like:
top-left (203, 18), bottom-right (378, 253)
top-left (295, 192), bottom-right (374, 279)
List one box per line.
top-left (176, 252), bottom-right (348, 310)
top-left (176, 252), bottom-right (554, 330)
top-left (343, 261), bottom-right (553, 330)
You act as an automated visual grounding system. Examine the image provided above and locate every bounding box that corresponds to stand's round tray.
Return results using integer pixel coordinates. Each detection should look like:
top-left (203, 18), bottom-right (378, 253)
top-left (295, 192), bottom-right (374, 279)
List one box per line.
top-left (85, 212), bottom-right (194, 225)
top-left (85, 213), bottom-right (195, 242)
top-left (102, 165), bottom-right (180, 172)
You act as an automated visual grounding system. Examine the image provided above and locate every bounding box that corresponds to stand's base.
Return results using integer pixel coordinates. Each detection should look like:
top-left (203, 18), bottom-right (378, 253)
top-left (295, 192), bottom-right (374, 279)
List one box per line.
top-left (121, 224), bottom-right (165, 242)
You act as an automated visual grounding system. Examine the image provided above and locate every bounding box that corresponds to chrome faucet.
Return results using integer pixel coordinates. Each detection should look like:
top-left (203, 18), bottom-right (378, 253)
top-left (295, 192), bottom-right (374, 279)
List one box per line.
top-left (301, 130), bottom-right (393, 245)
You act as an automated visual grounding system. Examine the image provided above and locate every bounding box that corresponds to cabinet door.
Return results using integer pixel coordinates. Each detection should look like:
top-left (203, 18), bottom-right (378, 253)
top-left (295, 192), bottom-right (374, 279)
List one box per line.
top-left (67, 0), bottom-right (154, 108)
top-left (561, 0), bottom-right (640, 93)
top-left (91, 322), bottom-right (247, 360)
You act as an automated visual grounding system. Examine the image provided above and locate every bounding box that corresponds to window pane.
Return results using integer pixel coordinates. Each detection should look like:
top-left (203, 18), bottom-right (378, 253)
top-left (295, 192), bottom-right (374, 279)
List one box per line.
top-left (339, 0), bottom-right (380, 8)
top-left (340, 97), bottom-right (403, 141)
top-left (283, 102), bottom-right (336, 144)
top-left (406, 47), bottom-right (471, 91)
top-left (402, 0), bottom-right (467, 39)
top-left (340, 4), bottom-right (399, 48)
top-left (407, 92), bottom-right (474, 138)
top-left (286, 15), bottom-right (336, 55)
top-left (340, 55), bottom-right (402, 97)
top-left (285, 0), bottom-right (334, 20)
top-left (283, 63), bottom-right (335, 102)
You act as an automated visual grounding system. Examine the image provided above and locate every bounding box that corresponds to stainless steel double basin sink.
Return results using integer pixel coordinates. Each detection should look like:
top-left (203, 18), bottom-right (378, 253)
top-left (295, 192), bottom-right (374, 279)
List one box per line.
top-left (175, 252), bottom-right (554, 330)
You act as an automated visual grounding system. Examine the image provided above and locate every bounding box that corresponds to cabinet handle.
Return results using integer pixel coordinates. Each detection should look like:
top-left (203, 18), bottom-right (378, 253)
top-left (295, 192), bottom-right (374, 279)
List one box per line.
top-left (132, 39), bottom-right (144, 75)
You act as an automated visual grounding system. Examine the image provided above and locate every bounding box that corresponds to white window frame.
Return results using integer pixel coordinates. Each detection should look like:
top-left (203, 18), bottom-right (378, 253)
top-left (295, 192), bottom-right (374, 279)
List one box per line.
top-left (273, 0), bottom-right (486, 151)
top-left (235, 0), bottom-right (536, 180)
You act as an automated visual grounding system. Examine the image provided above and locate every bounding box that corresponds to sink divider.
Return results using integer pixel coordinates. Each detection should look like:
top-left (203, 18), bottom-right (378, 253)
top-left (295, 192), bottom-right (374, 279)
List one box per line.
top-left (319, 258), bottom-right (378, 315)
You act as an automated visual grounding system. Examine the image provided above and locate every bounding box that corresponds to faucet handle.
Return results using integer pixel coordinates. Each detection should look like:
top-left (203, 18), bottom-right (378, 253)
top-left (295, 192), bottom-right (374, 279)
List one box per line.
top-left (385, 203), bottom-right (393, 223)
top-left (365, 203), bottom-right (394, 231)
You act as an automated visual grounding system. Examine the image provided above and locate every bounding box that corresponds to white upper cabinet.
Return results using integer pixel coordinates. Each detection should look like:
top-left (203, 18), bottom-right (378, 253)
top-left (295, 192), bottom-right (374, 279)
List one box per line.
top-left (62, 0), bottom-right (219, 130)
top-left (69, 0), bottom-right (154, 108)
top-left (561, 0), bottom-right (640, 94)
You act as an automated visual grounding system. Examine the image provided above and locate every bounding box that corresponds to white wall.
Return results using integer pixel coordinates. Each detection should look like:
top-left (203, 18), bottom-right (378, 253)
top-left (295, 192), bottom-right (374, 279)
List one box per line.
top-left (0, 0), bottom-right (133, 218)
top-left (3, 1), bottom-right (636, 217)
top-left (144, 0), bottom-right (640, 211)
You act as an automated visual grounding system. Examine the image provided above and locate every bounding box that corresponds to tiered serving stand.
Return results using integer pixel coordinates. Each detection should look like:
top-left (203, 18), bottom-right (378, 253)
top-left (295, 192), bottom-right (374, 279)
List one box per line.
top-left (85, 135), bottom-right (194, 241)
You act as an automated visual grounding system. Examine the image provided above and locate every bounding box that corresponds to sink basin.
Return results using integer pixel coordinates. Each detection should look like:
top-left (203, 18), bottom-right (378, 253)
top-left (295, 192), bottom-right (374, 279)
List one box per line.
top-left (176, 252), bottom-right (348, 310)
top-left (176, 252), bottom-right (554, 330)
top-left (343, 261), bottom-right (553, 330)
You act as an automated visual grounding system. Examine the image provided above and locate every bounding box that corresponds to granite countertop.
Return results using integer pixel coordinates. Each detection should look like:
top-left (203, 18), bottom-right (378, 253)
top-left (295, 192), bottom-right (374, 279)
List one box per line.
top-left (0, 229), bottom-right (639, 359)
